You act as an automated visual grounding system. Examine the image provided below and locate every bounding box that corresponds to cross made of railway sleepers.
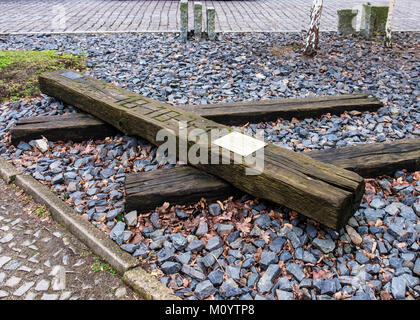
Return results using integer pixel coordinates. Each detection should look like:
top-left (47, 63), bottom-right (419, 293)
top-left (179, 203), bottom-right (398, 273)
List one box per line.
top-left (37, 70), bottom-right (368, 231)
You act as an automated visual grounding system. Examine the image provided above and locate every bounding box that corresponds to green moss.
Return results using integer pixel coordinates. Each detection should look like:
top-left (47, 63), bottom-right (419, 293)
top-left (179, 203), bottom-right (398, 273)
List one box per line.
top-left (371, 6), bottom-right (389, 35)
top-left (0, 50), bottom-right (86, 101)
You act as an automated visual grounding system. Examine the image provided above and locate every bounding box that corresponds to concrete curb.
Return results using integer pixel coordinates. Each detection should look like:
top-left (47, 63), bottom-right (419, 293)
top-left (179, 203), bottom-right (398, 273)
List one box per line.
top-left (0, 157), bottom-right (21, 183)
top-left (123, 267), bottom-right (181, 300)
top-left (0, 157), bottom-right (179, 300)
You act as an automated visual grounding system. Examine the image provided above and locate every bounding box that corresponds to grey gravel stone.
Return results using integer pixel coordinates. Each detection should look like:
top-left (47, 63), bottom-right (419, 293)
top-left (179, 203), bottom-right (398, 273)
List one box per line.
top-left (195, 221), bottom-right (208, 237)
top-left (391, 276), bottom-right (406, 300)
top-left (186, 239), bottom-right (204, 252)
top-left (161, 261), bottom-right (181, 274)
top-left (257, 264), bottom-right (281, 292)
top-left (208, 203), bottom-right (221, 216)
top-left (220, 278), bottom-right (243, 297)
top-left (286, 263), bottom-right (306, 282)
top-left (206, 236), bottom-right (223, 251)
top-left (276, 289), bottom-right (294, 300)
top-left (194, 280), bottom-right (215, 299)
top-left (208, 269), bottom-right (224, 286)
top-left (217, 224), bottom-right (234, 235)
top-left (124, 211), bottom-right (137, 227)
top-left (312, 238), bottom-right (335, 254)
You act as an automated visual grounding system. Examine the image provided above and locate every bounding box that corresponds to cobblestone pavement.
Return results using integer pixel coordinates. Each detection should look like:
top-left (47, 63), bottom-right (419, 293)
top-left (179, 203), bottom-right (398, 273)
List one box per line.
top-left (0, 178), bottom-right (138, 300)
top-left (0, 0), bottom-right (418, 34)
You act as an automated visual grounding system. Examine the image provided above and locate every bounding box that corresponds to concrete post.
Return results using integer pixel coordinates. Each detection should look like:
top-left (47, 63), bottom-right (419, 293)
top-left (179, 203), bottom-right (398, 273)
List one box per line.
top-left (180, 0), bottom-right (188, 42)
top-left (361, 4), bottom-right (389, 38)
top-left (337, 9), bottom-right (358, 35)
top-left (194, 2), bottom-right (202, 39)
top-left (206, 7), bottom-right (215, 40)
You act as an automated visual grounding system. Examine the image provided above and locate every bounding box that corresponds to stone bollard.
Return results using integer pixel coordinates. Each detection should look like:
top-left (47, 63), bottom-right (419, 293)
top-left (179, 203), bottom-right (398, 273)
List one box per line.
top-left (361, 4), bottom-right (389, 38)
top-left (206, 7), bottom-right (216, 40)
top-left (337, 9), bottom-right (358, 35)
top-left (180, 0), bottom-right (188, 42)
top-left (194, 2), bottom-right (202, 39)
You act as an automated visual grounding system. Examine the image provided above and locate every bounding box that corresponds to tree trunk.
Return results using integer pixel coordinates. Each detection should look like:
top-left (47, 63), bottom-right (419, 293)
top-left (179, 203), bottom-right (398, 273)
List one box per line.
top-left (303, 0), bottom-right (323, 56)
top-left (385, 0), bottom-right (396, 48)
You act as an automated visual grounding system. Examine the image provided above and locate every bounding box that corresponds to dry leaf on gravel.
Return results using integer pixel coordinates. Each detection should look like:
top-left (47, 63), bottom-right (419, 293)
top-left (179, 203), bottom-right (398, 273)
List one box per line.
top-left (235, 217), bottom-right (252, 234)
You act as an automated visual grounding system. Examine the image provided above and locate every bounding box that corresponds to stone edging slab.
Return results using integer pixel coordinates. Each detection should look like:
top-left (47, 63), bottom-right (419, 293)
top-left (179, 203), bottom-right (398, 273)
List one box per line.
top-left (0, 157), bottom-right (179, 300)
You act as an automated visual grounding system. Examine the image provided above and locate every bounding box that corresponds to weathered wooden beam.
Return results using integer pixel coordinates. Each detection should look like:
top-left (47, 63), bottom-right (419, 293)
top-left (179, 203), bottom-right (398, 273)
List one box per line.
top-left (38, 70), bottom-right (364, 230)
top-left (308, 138), bottom-right (420, 177)
top-left (11, 93), bottom-right (382, 145)
top-left (126, 138), bottom-right (420, 213)
top-left (10, 113), bottom-right (117, 145)
top-left (180, 93), bottom-right (382, 125)
top-left (126, 166), bottom-right (239, 213)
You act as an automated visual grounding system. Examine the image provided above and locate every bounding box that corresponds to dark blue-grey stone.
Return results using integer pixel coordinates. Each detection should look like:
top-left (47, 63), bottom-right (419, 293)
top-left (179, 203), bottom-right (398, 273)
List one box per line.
top-left (276, 289), bottom-right (294, 300)
top-left (302, 251), bottom-right (317, 264)
top-left (220, 279), bottom-right (243, 297)
top-left (208, 269), bottom-right (224, 286)
top-left (217, 224), bottom-right (234, 235)
top-left (299, 278), bottom-right (312, 289)
top-left (171, 233), bottom-right (187, 251)
top-left (186, 239), bottom-right (204, 252)
top-left (106, 209), bottom-right (120, 221)
top-left (242, 242), bottom-right (257, 254)
top-left (242, 257), bottom-right (255, 268)
top-left (133, 247), bottom-right (148, 258)
top-left (269, 237), bottom-right (285, 253)
top-left (414, 258), bottom-right (420, 276)
top-left (206, 236), bottom-right (223, 251)
top-left (201, 253), bottom-right (215, 267)
top-left (391, 276), bottom-right (406, 300)
top-left (226, 231), bottom-right (240, 243)
top-left (225, 266), bottom-right (241, 280)
top-left (181, 265), bottom-right (206, 281)
top-left (320, 279), bottom-right (337, 295)
top-left (124, 210), bottom-right (137, 227)
top-left (161, 261), bottom-right (181, 274)
top-left (109, 221), bottom-right (125, 244)
top-left (279, 250), bottom-right (292, 262)
top-left (257, 264), bottom-right (281, 292)
top-left (260, 251), bottom-right (278, 270)
top-left (255, 214), bottom-right (271, 229)
top-left (176, 252), bottom-right (191, 265)
top-left (276, 278), bottom-right (292, 292)
top-left (355, 251), bottom-right (370, 265)
top-left (100, 168), bottom-right (115, 179)
top-left (157, 246), bottom-right (175, 263)
top-left (51, 173), bottom-right (64, 185)
top-left (312, 238), bottom-right (335, 254)
top-left (175, 209), bottom-right (190, 219)
top-left (120, 243), bottom-right (137, 253)
top-left (208, 203), bottom-right (222, 216)
top-left (195, 221), bottom-right (208, 237)
top-left (194, 280), bottom-right (215, 299)
top-left (286, 263), bottom-right (305, 281)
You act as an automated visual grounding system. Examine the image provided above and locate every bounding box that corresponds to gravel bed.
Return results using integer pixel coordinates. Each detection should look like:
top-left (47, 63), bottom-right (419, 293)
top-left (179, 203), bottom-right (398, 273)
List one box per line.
top-left (0, 32), bottom-right (419, 300)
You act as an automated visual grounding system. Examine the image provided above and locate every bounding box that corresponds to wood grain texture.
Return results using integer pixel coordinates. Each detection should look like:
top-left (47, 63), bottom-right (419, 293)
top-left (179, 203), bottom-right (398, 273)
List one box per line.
top-left (125, 138), bottom-right (420, 215)
top-left (38, 70), bottom-right (365, 230)
top-left (309, 138), bottom-right (420, 177)
top-left (126, 166), bottom-right (239, 213)
top-left (10, 113), bottom-right (117, 145)
top-left (11, 93), bottom-right (382, 143)
top-left (180, 93), bottom-right (383, 125)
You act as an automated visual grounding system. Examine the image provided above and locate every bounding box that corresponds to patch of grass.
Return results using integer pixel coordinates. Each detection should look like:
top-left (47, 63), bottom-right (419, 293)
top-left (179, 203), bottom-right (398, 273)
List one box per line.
top-left (91, 259), bottom-right (117, 277)
top-left (35, 204), bottom-right (50, 217)
top-left (0, 50), bottom-right (86, 101)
